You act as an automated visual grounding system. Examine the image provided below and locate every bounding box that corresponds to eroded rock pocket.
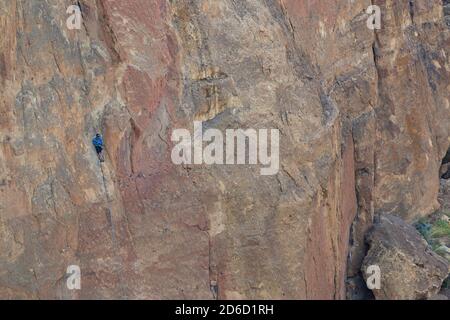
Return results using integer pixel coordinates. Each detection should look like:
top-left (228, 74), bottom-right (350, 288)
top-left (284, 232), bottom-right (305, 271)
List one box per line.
top-left (444, 0), bottom-right (450, 28)
top-left (440, 148), bottom-right (450, 179)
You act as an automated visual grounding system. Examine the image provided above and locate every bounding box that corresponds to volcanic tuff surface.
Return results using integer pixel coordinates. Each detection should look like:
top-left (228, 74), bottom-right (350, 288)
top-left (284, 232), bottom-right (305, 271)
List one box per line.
top-left (362, 214), bottom-right (449, 300)
top-left (0, 0), bottom-right (449, 299)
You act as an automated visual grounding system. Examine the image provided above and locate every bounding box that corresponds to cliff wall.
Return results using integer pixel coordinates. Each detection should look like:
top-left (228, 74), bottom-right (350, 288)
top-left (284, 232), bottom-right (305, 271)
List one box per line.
top-left (0, 0), bottom-right (449, 299)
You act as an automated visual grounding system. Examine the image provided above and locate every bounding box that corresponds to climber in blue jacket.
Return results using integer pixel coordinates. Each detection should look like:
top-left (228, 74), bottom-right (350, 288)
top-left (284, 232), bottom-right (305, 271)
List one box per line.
top-left (92, 133), bottom-right (105, 162)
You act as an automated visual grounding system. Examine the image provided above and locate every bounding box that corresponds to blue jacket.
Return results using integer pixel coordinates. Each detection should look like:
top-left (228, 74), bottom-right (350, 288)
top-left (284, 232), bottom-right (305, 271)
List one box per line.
top-left (92, 136), bottom-right (103, 147)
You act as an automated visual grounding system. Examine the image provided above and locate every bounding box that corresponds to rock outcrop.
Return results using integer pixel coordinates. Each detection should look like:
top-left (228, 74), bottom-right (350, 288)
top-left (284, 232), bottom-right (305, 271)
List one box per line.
top-left (362, 215), bottom-right (449, 300)
top-left (0, 0), bottom-right (449, 299)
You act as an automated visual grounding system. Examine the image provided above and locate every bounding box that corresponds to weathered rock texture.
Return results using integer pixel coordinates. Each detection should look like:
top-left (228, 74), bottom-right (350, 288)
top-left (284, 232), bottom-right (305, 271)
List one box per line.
top-left (0, 0), bottom-right (449, 299)
top-left (362, 215), bottom-right (449, 300)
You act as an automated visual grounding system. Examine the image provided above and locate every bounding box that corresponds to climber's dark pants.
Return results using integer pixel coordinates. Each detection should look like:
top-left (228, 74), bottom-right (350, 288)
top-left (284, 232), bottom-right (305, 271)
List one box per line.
top-left (95, 146), bottom-right (103, 154)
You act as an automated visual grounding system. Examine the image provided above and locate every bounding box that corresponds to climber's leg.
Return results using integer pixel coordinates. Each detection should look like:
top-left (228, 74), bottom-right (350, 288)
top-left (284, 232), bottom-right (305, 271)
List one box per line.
top-left (95, 146), bottom-right (105, 162)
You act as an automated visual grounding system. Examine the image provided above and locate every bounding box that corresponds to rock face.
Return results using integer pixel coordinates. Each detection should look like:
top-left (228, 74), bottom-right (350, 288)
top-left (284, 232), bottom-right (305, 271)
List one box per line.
top-left (362, 215), bottom-right (449, 300)
top-left (0, 0), bottom-right (449, 299)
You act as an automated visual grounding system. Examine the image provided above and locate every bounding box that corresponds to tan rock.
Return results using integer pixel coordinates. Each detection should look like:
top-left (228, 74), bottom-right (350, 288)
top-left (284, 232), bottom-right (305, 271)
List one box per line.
top-left (362, 215), bottom-right (449, 300)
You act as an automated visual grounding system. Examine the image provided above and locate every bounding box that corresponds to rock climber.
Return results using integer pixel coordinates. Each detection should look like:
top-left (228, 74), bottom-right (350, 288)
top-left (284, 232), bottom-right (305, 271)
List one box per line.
top-left (92, 133), bottom-right (105, 162)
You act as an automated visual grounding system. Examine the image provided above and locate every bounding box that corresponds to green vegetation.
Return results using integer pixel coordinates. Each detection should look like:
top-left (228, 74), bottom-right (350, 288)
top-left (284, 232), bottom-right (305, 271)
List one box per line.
top-left (430, 220), bottom-right (450, 238)
top-left (415, 219), bottom-right (432, 242)
top-left (414, 213), bottom-right (450, 256)
top-left (414, 211), bottom-right (450, 293)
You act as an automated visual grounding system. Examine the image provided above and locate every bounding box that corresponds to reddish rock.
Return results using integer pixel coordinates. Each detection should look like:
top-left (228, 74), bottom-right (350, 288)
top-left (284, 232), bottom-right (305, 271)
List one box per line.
top-left (0, 0), bottom-right (449, 299)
